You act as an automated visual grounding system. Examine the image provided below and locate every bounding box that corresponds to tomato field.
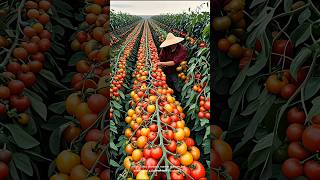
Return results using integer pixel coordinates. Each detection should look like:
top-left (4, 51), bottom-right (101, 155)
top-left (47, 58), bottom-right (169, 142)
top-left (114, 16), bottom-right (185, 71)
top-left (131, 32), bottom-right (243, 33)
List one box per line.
top-left (213, 0), bottom-right (320, 179)
top-left (109, 2), bottom-right (211, 180)
top-left (0, 0), bottom-right (109, 179)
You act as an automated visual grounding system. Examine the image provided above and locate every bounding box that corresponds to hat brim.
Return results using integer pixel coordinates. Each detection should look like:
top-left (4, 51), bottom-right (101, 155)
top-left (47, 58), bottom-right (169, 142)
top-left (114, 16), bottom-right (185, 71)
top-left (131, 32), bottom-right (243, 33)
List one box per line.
top-left (160, 37), bottom-right (184, 48)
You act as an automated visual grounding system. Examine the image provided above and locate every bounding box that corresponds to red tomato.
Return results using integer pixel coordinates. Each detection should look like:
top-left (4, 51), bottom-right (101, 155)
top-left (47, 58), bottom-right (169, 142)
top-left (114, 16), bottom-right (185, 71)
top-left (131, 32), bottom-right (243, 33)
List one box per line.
top-left (190, 161), bottom-right (206, 179)
top-left (304, 160), bottom-right (320, 180)
top-left (185, 138), bottom-right (195, 147)
top-left (166, 140), bottom-right (177, 152)
top-left (281, 158), bottom-right (303, 178)
top-left (145, 157), bottom-right (157, 170)
top-left (168, 155), bottom-right (180, 166)
top-left (150, 147), bottom-right (162, 160)
top-left (171, 170), bottom-right (184, 180)
top-left (143, 148), bottom-right (152, 158)
top-left (222, 161), bottom-right (240, 180)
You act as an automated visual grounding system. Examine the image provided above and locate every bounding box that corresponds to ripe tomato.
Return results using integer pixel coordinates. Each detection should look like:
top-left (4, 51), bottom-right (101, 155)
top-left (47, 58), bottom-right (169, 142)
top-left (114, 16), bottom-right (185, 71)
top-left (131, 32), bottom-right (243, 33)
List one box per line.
top-left (189, 146), bottom-right (200, 161)
top-left (123, 156), bottom-right (133, 170)
top-left (50, 173), bottom-right (69, 180)
top-left (217, 38), bottom-right (231, 52)
top-left (125, 144), bottom-right (134, 155)
top-left (80, 113), bottom-right (98, 129)
top-left (132, 149), bottom-right (143, 162)
top-left (211, 125), bottom-right (223, 139)
top-left (302, 125), bottom-right (320, 152)
top-left (176, 142), bottom-right (187, 155)
top-left (81, 141), bottom-right (102, 169)
top-left (228, 43), bottom-right (243, 59)
top-left (190, 161), bottom-right (206, 179)
top-left (137, 136), bottom-right (147, 148)
top-left (63, 125), bottom-right (81, 143)
top-left (211, 150), bottom-right (222, 168)
top-left (85, 128), bottom-right (103, 142)
top-left (145, 157), bottom-right (157, 170)
top-left (149, 124), bottom-right (158, 131)
top-left (222, 161), bottom-right (240, 180)
top-left (213, 16), bottom-right (231, 31)
top-left (75, 102), bottom-right (92, 120)
top-left (272, 40), bottom-right (293, 62)
top-left (147, 104), bottom-right (155, 113)
top-left (281, 158), bottom-right (303, 178)
top-left (213, 139), bottom-right (232, 162)
top-left (0, 162), bottom-right (8, 179)
top-left (161, 115), bottom-right (172, 124)
top-left (99, 169), bottom-right (109, 180)
top-left (148, 132), bottom-right (157, 141)
top-left (171, 170), bottom-right (184, 180)
top-left (304, 160), bottom-right (320, 180)
top-left (168, 155), bottom-right (180, 166)
top-left (174, 128), bottom-right (185, 141)
top-left (8, 80), bottom-right (25, 95)
top-left (87, 94), bottom-right (107, 113)
top-left (56, 150), bottom-right (80, 174)
top-left (288, 142), bottom-right (310, 160)
top-left (180, 152), bottom-right (193, 166)
top-left (0, 149), bottom-right (11, 164)
top-left (151, 147), bottom-right (162, 159)
top-left (266, 74), bottom-right (288, 94)
top-left (287, 107), bottom-right (306, 124)
top-left (181, 166), bottom-right (191, 179)
top-left (136, 170), bottom-right (149, 180)
top-left (70, 164), bottom-right (87, 180)
top-left (286, 123), bottom-right (304, 142)
top-left (0, 86), bottom-right (10, 99)
top-left (185, 138), bottom-right (195, 147)
top-left (143, 148), bottom-right (152, 158)
top-left (280, 84), bottom-right (297, 99)
top-left (166, 140), bottom-right (177, 152)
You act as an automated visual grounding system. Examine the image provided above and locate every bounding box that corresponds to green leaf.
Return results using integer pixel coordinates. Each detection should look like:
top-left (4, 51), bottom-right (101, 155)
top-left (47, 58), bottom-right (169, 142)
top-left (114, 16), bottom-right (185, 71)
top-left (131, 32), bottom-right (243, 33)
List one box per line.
top-left (110, 159), bottom-right (120, 167)
top-left (235, 94), bottom-right (276, 152)
top-left (53, 17), bottom-right (75, 30)
top-left (5, 124), bottom-right (39, 149)
top-left (290, 22), bottom-right (311, 47)
top-left (40, 69), bottom-right (66, 89)
top-left (247, 34), bottom-right (269, 76)
top-left (25, 92), bottom-right (47, 121)
top-left (9, 161), bottom-right (20, 180)
top-left (246, 78), bottom-right (261, 102)
top-left (110, 141), bottom-right (118, 151)
top-left (49, 123), bottom-right (71, 155)
top-left (290, 47), bottom-right (312, 79)
top-left (229, 64), bottom-right (249, 94)
top-left (304, 77), bottom-right (320, 100)
top-left (250, 0), bottom-right (266, 9)
top-left (12, 153), bottom-right (33, 176)
top-left (241, 98), bottom-right (260, 116)
top-left (48, 101), bottom-right (65, 114)
top-left (68, 52), bottom-right (86, 66)
top-left (298, 8), bottom-right (311, 24)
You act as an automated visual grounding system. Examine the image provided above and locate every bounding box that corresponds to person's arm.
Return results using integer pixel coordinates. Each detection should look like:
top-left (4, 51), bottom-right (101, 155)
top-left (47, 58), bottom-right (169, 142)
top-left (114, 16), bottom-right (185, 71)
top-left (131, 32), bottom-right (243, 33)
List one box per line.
top-left (158, 61), bottom-right (175, 66)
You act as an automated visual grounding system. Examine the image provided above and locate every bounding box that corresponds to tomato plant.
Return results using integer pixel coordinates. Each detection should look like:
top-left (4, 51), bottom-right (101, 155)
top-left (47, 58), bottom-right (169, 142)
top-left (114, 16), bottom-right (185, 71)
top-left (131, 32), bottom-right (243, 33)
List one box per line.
top-left (214, 0), bottom-right (320, 179)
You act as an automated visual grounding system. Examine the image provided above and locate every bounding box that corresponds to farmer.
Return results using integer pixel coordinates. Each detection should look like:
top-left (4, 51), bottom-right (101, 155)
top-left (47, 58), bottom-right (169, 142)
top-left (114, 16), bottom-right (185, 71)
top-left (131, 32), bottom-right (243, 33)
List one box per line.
top-left (157, 33), bottom-right (187, 96)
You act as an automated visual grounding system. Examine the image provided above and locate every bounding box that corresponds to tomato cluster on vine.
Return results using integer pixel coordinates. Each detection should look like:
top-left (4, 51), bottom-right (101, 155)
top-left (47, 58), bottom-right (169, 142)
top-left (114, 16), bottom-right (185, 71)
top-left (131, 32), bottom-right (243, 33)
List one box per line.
top-left (212, 125), bottom-right (240, 180)
top-left (120, 22), bottom-right (206, 180)
top-left (50, 0), bottom-right (108, 179)
top-left (281, 107), bottom-right (320, 179)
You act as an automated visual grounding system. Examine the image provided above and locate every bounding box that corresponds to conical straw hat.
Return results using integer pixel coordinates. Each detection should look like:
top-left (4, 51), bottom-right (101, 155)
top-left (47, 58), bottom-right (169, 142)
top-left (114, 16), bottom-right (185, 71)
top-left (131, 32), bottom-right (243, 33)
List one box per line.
top-left (160, 33), bottom-right (184, 48)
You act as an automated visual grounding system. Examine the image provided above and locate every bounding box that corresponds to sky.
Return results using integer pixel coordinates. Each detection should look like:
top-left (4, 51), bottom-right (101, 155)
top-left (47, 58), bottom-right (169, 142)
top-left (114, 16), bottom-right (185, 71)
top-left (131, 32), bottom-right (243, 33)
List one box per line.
top-left (110, 1), bottom-right (210, 16)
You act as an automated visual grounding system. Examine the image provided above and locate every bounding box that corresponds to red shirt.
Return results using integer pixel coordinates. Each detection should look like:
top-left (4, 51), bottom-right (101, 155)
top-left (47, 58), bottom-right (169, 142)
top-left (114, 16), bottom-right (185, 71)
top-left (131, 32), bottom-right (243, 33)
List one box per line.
top-left (159, 43), bottom-right (187, 74)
